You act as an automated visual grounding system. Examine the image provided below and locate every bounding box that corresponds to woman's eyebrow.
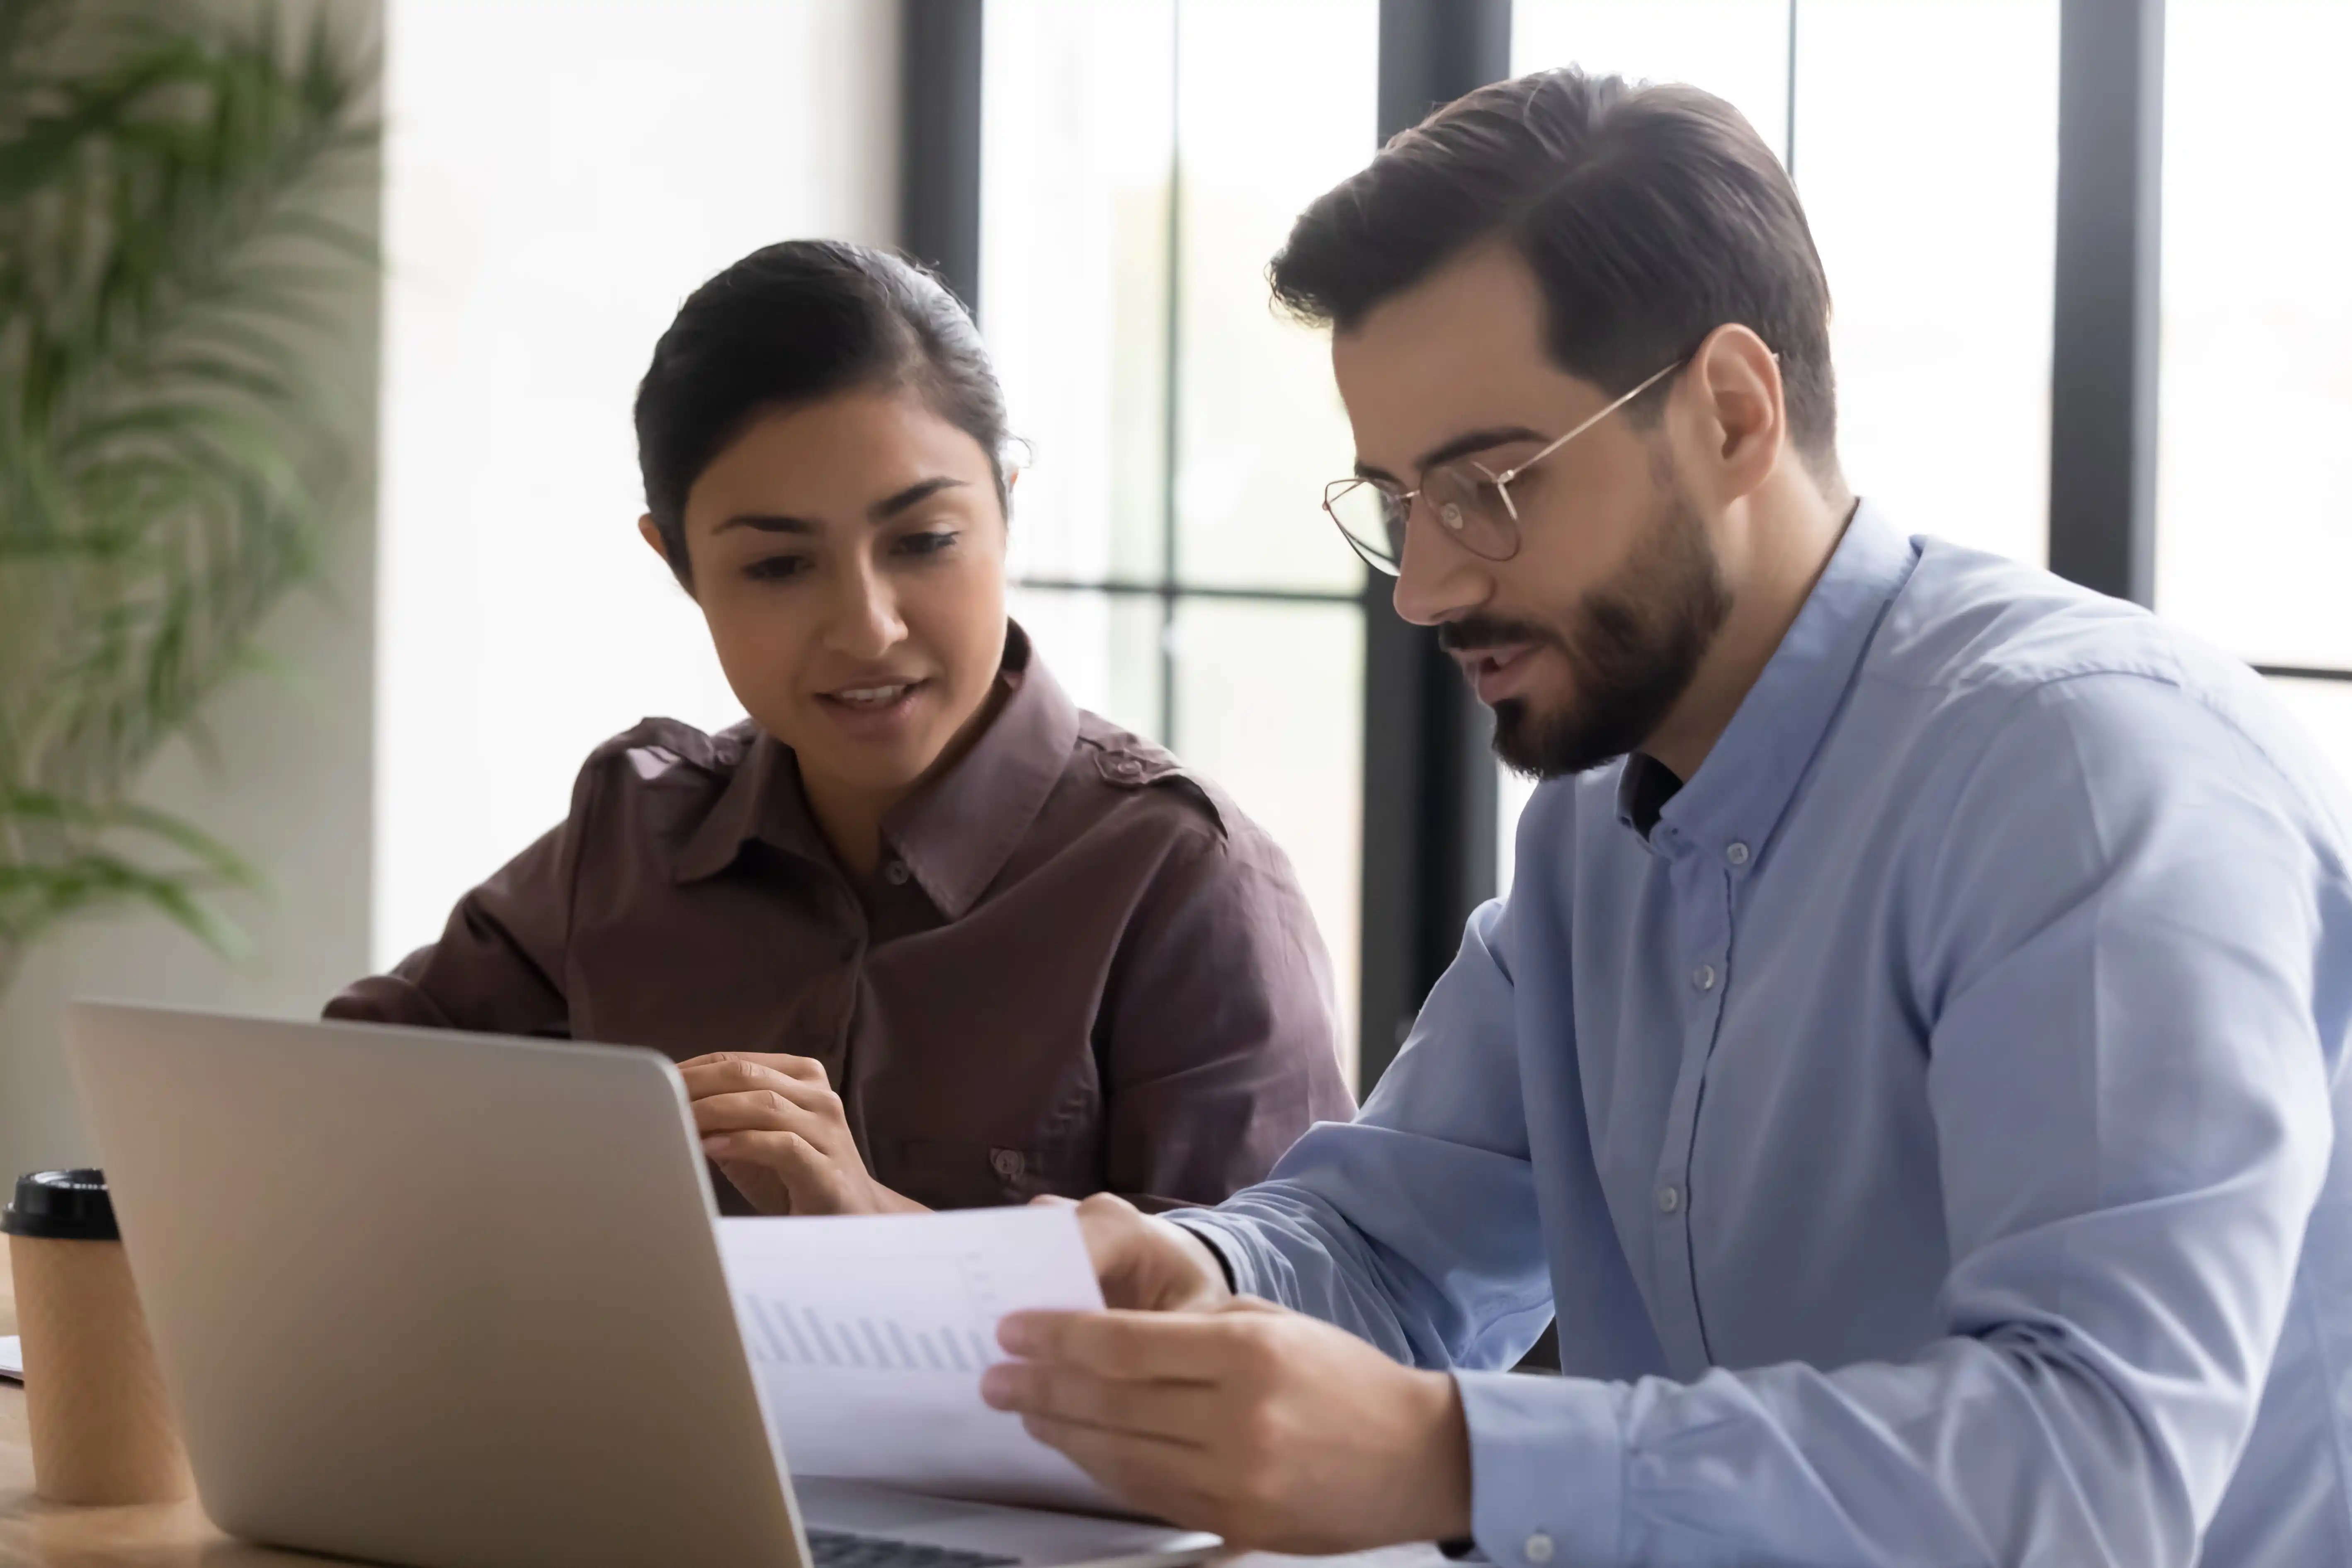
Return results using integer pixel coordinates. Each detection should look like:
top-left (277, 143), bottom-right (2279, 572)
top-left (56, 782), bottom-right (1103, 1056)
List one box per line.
top-left (869, 476), bottom-right (967, 521)
top-left (708, 476), bottom-right (966, 536)
top-left (713, 513), bottom-right (819, 536)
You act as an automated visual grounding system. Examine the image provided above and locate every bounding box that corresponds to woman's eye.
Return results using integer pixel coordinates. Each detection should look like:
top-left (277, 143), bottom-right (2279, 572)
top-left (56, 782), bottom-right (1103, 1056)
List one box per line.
top-left (894, 529), bottom-right (959, 558)
top-left (742, 553), bottom-right (810, 582)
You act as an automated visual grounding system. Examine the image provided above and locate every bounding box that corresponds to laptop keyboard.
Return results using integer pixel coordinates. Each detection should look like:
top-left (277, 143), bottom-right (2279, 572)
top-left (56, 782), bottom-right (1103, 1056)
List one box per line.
top-left (805, 1528), bottom-right (1020, 1568)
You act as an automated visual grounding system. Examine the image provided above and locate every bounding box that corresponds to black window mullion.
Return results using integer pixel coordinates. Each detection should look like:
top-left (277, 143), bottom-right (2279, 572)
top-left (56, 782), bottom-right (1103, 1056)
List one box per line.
top-left (899, 0), bottom-right (984, 313)
top-left (2046, 0), bottom-right (2165, 605)
top-left (1355, 0), bottom-right (1513, 1095)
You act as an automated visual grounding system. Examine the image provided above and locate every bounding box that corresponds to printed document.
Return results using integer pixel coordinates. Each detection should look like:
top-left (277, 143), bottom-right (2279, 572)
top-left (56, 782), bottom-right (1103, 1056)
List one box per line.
top-left (717, 1204), bottom-right (1113, 1513)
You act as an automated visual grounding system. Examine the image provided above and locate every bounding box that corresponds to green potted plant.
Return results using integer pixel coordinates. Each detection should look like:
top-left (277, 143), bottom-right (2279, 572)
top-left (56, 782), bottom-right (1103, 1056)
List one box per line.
top-left (0, 0), bottom-right (376, 1005)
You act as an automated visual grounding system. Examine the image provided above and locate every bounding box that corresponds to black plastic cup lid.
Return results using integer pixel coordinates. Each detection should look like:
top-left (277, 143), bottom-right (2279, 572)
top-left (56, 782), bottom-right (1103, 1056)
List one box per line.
top-left (2, 1169), bottom-right (118, 1241)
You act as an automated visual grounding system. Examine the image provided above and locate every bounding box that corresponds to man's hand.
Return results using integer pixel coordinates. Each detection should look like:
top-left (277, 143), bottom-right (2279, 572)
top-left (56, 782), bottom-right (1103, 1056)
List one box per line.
top-left (979, 1298), bottom-right (1473, 1554)
top-left (678, 1052), bottom-right (925, 1216)
top-left (1051, 1192), bottom-right (1233, 1312)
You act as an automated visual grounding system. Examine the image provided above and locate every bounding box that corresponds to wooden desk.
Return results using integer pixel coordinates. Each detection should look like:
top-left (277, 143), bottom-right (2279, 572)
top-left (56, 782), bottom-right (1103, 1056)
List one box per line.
top-left (0, 1250), bottom-right (1443, 1568)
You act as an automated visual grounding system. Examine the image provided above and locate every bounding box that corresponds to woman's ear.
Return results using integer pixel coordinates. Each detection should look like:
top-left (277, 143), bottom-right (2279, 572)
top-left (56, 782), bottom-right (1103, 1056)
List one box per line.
top-left (640, 513), bottom-right (694, 595)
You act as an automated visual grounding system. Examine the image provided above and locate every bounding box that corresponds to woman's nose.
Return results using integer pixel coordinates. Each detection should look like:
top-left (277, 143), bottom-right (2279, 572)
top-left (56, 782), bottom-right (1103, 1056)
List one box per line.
top-left (821, 558), bottom-right (906, 656)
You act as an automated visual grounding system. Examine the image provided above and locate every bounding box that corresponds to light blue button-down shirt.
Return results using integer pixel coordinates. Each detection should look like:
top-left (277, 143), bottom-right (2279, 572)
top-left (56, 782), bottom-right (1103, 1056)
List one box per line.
top-left (1177, 503), bottom-right (2352, 1566)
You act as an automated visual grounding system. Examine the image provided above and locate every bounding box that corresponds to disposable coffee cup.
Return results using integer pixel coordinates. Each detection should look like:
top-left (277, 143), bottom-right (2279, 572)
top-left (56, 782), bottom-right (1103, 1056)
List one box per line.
top-left (2, 1169), bottom-right (194, 1505)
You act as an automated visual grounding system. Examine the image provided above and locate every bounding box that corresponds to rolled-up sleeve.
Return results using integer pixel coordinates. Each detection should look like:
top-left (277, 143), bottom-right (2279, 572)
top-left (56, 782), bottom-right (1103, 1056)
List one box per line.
top-left (1096, 821), bottom-right (1355, 1212)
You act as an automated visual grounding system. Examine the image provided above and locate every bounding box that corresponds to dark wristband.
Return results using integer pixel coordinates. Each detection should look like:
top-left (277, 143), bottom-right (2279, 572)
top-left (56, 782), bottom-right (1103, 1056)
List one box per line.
top-left (1168, 1218), bottom-right (1239, 1294)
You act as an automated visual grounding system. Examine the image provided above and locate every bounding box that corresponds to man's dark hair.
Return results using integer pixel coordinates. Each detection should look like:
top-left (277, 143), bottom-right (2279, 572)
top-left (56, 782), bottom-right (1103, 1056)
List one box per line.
top-left (1269, 68), bottom-right (1839, 474)
top-left (634, 239), bottom-right (1010, 584)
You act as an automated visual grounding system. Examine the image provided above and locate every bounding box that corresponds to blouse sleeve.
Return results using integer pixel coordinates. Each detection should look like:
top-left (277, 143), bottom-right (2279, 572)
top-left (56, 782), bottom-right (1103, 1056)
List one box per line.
top-left (323, 772), bottom-right (598, 1039)
top-left (1095, 816), bottom-right (1356, 1211)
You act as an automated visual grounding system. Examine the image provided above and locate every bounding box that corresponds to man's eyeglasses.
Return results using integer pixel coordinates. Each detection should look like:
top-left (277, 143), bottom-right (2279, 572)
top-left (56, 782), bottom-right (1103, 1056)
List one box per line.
top-left (1322, 357), bottom-right (1687, 576)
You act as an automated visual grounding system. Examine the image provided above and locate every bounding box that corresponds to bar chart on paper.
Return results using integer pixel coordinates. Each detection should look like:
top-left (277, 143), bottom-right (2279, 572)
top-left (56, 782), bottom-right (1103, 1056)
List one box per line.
top-left (737, 1249), bottom-right (1008, 1374)
top-left (716, 1206), bottom-right (1114, 1513)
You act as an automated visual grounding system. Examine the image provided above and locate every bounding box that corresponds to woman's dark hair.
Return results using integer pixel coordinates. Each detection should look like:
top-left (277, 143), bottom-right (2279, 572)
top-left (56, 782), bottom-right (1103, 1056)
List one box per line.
top-left (1269, 68), bottom-right (1839, 475)
top-left (634, 239), bottom-right (1010, 584)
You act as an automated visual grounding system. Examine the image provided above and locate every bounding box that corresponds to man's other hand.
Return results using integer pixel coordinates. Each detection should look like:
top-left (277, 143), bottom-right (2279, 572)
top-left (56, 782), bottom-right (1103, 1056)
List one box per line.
top-left (980, 1297), bottom-right (1473, 1554)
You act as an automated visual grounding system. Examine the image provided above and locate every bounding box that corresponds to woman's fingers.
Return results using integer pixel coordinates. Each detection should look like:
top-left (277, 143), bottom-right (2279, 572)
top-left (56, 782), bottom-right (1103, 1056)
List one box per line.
top-left (677, 1052), bottom-right (832, 1099)
top-left (711, 1132), bottom-right (854, 1214)
top-left (690, 1083), bottom-right (846, 1138)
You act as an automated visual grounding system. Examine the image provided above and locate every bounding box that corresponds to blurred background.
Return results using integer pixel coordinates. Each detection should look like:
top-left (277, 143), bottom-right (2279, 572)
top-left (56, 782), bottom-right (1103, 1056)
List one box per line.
top-left (1, 0), bottom-right (2344, 1184)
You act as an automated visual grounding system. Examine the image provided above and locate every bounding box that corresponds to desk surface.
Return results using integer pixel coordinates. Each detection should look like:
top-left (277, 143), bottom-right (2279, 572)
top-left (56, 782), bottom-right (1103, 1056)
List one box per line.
top-left (0, 1247), bottom-right (1442, 1568)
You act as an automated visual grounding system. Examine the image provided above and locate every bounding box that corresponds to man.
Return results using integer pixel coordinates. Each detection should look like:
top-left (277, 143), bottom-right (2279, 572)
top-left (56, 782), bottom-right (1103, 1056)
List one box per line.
top-left (978, 68), bottom-right (2352, 1568)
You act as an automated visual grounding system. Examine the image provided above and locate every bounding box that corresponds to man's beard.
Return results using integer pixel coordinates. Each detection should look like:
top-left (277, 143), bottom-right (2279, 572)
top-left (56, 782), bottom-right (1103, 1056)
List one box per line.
top-left (1442, 478), bottom-right (1733, 780)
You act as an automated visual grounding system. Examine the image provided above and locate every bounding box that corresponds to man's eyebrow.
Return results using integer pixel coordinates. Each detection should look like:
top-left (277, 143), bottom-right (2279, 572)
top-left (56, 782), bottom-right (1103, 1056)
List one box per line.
top-left (1353, 426), bottom-right (1550, 484)
top-left (869, 476), bottom-right (967, 521)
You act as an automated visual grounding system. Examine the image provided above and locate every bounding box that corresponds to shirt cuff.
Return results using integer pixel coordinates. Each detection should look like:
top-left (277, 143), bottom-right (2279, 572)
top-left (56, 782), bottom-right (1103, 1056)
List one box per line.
top-left (1454, 1367), bottom-right (1627, 1568)
top-left (1162, 1211), bottom-right (1248, 1296)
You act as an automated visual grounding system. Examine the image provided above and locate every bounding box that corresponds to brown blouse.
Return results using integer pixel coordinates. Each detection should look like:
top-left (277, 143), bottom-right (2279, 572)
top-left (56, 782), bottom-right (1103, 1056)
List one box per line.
top-left (325, 626), bottom-right (1354, 1214)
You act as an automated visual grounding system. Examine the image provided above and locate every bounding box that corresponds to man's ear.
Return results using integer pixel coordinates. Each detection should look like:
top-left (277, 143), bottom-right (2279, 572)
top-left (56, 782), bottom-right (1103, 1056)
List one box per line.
top-left (640, 513), bottom-right (693, 595)
top-left (1684, 323), bottom-right (1784, 505)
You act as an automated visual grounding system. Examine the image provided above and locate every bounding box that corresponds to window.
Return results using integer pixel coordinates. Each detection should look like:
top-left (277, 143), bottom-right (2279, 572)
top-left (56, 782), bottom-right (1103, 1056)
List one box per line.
top-left (982, 0), bottom-right (1376, 1074)
top-left (1793, 0), bottom-right (2058, 568)
top-left (2155, 0), bottom-right (2352, 677)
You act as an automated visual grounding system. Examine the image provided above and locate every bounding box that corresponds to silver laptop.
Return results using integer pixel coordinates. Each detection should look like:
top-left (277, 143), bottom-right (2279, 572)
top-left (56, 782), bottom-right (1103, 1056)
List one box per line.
top-left (70, 1001), bottom-right (1220, 1568)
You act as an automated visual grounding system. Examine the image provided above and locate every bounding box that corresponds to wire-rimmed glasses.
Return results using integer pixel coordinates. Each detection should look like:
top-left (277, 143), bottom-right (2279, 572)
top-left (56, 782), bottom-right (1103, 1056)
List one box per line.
top-left (1322, 357), bottom-right (1687, 576)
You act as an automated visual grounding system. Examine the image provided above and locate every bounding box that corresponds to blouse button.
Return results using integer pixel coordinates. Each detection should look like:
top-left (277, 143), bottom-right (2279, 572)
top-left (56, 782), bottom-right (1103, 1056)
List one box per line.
top-left (884, 861), bottom-right (912, 886)
top-left (990, 1148), bottom-right (1026, 1181)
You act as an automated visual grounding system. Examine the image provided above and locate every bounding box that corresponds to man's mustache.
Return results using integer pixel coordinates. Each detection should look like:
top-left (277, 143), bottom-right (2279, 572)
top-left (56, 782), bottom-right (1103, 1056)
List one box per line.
top-left (1438, 616), bottom-right (1561, 655)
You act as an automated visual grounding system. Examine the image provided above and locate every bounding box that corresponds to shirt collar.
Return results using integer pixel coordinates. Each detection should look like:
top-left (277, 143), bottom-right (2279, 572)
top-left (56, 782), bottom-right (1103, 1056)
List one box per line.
top-left (672, 623), bottom-right (1079, 920)
top-left (1641, 499), bottom-right (1919, 863)
top-left (881, 623), bottom-right (1078, 920)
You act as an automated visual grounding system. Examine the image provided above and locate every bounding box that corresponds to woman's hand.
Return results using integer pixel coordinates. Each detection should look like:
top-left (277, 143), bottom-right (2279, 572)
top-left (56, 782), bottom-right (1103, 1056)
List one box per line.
top-left (677, 1052), bottom-right (927, 1216)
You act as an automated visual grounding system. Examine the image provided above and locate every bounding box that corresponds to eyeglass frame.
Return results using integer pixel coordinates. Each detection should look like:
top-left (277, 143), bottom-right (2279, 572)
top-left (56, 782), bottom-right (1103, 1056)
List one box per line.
top-left (1321, 354), bottom-right (1692, 576)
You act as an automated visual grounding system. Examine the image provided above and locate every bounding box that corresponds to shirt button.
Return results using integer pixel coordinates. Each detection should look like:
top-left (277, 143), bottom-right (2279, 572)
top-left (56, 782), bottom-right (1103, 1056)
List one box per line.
top-left (1114, 757), bottom-right (1144, 777)
top-left (1726, 841), bottom-right (1751, 867)
top-left (1658, 1184), bottom-right (1683, 1214)
top-left (1690, 963), bottom-right (1717, 993)
top-left (1523, 1532), bottom-right (1556, 1564)
top-left (884, 861), bottom-right (911, 886)
top-left (990, 1148), bottom-right (1026, 1180)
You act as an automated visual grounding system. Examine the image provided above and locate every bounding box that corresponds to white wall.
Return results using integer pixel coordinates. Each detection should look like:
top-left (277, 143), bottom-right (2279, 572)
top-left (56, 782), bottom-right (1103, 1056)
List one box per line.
top-left (374, 0), bottom-right (900, 966)
top-left (0, 0), bottom-right (384, 1183)
top-left (0, 0), bottom-right (903, 1182)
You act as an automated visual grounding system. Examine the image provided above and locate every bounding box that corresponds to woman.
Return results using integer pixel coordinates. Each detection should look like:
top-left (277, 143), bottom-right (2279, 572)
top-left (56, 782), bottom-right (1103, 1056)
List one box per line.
top-left (328, 240), bottom-right (1353, 1215)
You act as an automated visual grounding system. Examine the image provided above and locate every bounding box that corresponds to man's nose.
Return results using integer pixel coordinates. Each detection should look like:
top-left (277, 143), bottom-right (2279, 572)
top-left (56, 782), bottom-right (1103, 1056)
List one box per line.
top-left (1388, 502), bottom-right (1490, 629)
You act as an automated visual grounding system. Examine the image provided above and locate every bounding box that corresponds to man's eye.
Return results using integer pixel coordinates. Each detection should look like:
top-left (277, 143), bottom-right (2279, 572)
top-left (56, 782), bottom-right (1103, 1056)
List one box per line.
top-left (743, 553), bottom-right (810, 582)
